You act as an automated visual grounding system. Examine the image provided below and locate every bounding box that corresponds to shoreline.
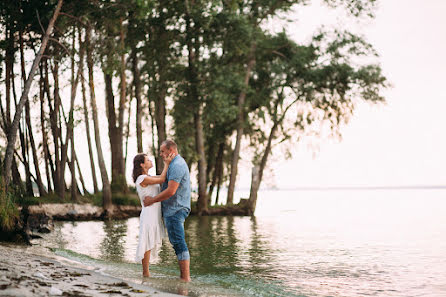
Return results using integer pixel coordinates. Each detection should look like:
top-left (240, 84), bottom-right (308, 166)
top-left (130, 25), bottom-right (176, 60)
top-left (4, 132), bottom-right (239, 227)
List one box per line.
top-left (0, 243), bottom-right (182, 297)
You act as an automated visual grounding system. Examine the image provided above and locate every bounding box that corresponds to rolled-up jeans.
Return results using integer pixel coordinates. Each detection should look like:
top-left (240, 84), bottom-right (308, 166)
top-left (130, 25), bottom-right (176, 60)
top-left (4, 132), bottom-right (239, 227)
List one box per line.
top-left (164, 208), bottom-right (190, 261)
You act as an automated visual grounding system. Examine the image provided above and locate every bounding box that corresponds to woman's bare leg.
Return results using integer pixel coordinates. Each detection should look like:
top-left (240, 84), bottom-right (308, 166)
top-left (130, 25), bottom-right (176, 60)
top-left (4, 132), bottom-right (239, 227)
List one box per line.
top-left (142, 250), bottom-right (151, 277)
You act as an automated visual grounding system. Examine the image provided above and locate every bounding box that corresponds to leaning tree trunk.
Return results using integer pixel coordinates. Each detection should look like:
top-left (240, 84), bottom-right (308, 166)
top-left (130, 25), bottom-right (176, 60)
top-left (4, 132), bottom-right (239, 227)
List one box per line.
top-left (12, 73), bottom-right (33, 196)
top-left (248, 106), bottom-right (279, 214)
top-left (86, 25), bottom-right (112, 214)
top-left (74, 151), bottom-right (89, 196)
top-left (227, 44), bottom-right (256, 205)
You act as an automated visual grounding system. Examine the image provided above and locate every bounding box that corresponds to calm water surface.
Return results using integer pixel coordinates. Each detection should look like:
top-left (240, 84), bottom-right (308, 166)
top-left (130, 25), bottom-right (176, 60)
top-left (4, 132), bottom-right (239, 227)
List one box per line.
top-left (33, 189), bottom-right (446, 297)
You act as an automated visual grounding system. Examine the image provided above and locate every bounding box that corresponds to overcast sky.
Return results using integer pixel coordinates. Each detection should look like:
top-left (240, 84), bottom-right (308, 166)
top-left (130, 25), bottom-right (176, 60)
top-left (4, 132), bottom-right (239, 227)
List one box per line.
top-left (257, 0), bottom-right (446, 188)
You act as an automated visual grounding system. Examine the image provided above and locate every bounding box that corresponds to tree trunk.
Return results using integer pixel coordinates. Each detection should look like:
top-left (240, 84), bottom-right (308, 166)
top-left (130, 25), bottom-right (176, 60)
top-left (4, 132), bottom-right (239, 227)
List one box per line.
top-left (86, 26), bottom-right (113, 214)
top-left (131, 49), bottom-right (143, 153)
top-left (59, 28), bottom-right (81, 200)
top-left (25, 88), bottom-right (46, 196)
top-left (20, 31), bottom-right (46, 196)
top-left (124, 97), bottom-right (132, 168)
top-left (185, 2), bottom-right (208, 214)
top-left (227, 44), bottom-right (256, 205)
top-left (43, 60), bottom-right (58, 192)
top-left (206, 140), bottom-right (216, 191)
top-left (74, 152), bottom-right (89, 196)
top-left (208, 141), bottom-right (224, 204)
top-left (148, 98), bottom-right (157, 158)
top-left (248, 118), bottom-right (279, 215)
top-left (154, 93), bottom-right (166, 174)
top-left (79, 32), bottom-right (99, 194)
top-left (118, 18), bottom-right (127, 193)
top-left (12, 71), bottom-right (33, 196)
top-left (11, 158), bottom-right (23, 191)
top-left (3, 0), bottom-right (62, 187)
top-left (51, 61), bottom-right (63, 197)
top-left (103, 72), bottom-right (122, 192)
top-left (69, 27), bottom-right (77, 202)
top-left (39, 62), bottom-right (52, 193)
top-left (5, 26), bottom-right (13, 128)
top-left (194, 108), bottom-right (208, 214)
top-left (69, 143), bottom-right (77, 202)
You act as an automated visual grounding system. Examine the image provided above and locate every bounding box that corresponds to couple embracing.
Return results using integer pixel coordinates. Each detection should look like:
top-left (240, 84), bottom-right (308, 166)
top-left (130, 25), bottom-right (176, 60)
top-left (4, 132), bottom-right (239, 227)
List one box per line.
top-left (132, 140), bottom-right (191, 282)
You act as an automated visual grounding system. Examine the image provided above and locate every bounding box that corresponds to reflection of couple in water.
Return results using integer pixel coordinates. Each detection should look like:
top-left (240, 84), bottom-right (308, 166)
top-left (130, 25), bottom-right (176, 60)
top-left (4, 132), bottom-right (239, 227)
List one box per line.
top-left (132, 139), bottom-right (191, 282)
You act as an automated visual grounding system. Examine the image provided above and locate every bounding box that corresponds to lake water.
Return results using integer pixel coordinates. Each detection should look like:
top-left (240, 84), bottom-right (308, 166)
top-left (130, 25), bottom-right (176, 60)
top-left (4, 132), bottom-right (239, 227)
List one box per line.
top-left (33, 189), bottom-right (446, 296)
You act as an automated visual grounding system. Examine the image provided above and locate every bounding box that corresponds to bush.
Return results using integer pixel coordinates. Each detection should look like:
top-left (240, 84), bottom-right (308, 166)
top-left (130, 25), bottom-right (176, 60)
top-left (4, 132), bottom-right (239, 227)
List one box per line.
top-left (112, 193), bottom-right (140, 206)
top-left (0, 177), bottom-right (19, 232)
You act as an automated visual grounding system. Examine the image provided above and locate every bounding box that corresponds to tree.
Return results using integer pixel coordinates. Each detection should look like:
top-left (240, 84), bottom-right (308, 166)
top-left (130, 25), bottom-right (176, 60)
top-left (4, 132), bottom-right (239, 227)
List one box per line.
top-left (3, 0), bottom-right (64, 188)
top-left (245, 30), bottom-right (387, 214)
top-left (86, 25), bottom-right (113, 214)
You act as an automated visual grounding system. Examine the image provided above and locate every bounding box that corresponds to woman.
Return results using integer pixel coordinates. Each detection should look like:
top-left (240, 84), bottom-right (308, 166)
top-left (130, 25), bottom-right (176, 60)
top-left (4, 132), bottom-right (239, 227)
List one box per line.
top-left (132, 153), bottom-right (171, 277)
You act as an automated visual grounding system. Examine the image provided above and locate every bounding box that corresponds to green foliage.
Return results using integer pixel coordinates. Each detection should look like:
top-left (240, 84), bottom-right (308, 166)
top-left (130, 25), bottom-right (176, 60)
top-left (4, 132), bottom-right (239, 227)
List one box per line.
top-left (0, 176), bottom-right (19, 232)
top-left (110, 174), bottom-right (128, 193)
top-left (84, 192), bottom-right (139, 207)
top-left (111, 193), bottom-right (140, 206)
top-left (0, 0), bottom-right (386, 206)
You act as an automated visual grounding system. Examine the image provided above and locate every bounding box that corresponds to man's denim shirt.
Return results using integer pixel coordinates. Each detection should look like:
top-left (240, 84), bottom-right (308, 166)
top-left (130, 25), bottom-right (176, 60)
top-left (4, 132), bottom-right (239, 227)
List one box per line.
top-left (161, 155), bottom-right (191, 217)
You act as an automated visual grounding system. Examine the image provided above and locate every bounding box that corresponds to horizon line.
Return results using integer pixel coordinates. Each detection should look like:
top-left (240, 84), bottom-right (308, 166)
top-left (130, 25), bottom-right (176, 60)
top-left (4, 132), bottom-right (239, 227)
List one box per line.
top-left (266, 185), bottom-right (446, 191)
top-left (224, 185), bottom-right (446, 191)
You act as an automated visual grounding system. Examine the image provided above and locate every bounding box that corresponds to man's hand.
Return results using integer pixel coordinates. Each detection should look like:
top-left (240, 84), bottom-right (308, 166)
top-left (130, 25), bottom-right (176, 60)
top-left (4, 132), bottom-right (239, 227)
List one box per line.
top-left (143, 196), bottom-right (154, 207)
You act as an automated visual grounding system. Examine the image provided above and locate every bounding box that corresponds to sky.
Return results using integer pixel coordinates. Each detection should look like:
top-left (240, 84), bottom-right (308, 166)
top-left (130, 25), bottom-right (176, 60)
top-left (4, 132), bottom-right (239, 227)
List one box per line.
top-left (256, 0), bottom-right (446, 188)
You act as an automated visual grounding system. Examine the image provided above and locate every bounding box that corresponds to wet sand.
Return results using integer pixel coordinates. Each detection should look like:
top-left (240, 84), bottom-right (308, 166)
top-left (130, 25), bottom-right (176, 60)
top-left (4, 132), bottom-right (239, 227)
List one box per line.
top-left (0, 243), bottom-right (181, 297)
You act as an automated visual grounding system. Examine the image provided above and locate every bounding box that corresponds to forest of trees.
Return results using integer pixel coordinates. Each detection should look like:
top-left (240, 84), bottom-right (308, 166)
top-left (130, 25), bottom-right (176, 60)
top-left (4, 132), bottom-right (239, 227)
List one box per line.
top-left (0, 0), bottom-right (387, 217)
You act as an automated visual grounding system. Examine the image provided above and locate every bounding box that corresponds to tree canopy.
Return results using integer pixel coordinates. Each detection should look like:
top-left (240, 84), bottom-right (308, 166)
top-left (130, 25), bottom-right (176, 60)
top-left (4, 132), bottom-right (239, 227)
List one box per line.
top-left (0, 0), bottom-right (387, 215)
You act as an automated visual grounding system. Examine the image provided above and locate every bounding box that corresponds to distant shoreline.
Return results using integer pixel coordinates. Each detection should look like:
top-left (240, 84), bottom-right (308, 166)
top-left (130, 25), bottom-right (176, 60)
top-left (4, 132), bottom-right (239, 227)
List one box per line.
top-left (265, 185), bottom-right (446, 191)
top-left (227, 185), bottom-right (446, 191)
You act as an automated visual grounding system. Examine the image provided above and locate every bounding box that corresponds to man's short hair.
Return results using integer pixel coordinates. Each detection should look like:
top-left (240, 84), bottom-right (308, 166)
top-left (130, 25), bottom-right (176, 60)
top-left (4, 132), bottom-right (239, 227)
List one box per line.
top-left (162, 139), bottom-right (177, 150)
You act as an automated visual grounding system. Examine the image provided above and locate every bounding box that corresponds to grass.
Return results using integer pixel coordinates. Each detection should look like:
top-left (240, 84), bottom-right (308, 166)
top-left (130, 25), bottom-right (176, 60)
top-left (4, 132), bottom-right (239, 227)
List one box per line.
top-left (14, 189), bottom-right (140, 208)
top-left (0, 177), bottom-right (19, 232)
top-left (84, 192), bottom-right (140, 207)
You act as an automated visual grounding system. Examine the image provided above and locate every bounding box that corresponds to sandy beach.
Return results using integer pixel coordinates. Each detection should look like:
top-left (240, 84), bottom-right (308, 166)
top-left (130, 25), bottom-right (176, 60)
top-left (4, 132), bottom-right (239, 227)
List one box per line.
top-left (0, 243), bottom-right (181, 297)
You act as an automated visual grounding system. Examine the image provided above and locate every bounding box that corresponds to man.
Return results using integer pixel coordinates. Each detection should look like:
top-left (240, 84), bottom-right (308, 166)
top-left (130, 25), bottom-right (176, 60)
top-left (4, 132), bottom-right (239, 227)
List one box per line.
top-left (143, 139), bottom-right (191, 282)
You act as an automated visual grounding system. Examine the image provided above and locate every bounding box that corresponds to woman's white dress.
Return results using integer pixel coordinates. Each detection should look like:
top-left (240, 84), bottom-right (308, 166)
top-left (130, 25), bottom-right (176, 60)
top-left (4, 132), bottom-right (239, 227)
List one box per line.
top-left (135, 175), bottom-right (166, 263)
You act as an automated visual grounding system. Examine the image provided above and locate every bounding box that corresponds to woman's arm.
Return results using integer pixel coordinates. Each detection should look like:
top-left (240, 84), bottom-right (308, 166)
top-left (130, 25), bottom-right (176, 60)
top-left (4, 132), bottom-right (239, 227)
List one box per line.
top-left (139, 155), bottom-right (173, 187)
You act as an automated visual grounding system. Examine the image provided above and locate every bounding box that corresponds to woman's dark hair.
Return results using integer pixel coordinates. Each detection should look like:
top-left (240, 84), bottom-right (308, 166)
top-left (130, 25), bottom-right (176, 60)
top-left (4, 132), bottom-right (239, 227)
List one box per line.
top-left (132, 153), bottom-right (147, 183)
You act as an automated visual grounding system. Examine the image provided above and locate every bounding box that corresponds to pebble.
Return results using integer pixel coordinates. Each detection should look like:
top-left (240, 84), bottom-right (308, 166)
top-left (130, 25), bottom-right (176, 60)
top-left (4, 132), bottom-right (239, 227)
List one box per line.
top-left (33, 272), bottom-right (48, 279)
top-left (49, 286), bottom-right (63, 295)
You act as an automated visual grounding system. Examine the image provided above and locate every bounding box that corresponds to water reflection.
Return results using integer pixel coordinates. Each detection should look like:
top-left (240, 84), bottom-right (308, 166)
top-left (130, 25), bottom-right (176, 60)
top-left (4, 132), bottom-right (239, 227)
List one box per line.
top-left (245, 217), bottom-right (274, 277)
top-left (100, 220), bottom-right (128, 261)
top-left (38, 190), bottom-right (446, 297)
top-left (187, 216), bottom-right (243, 275)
